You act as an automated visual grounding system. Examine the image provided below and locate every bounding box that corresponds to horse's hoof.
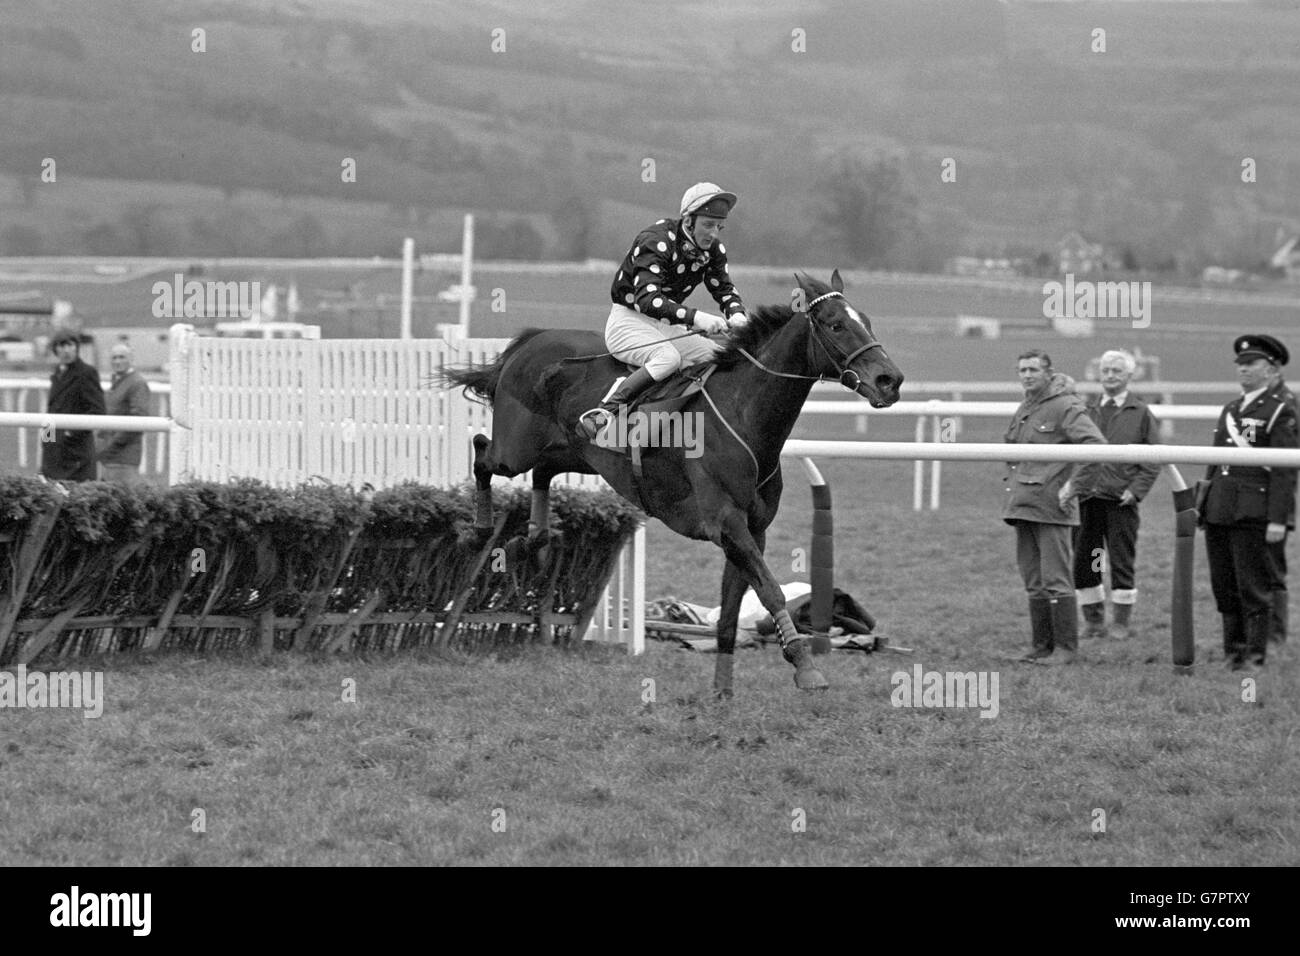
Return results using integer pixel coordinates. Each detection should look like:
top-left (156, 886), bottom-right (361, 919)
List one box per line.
top-left (713, 686), bottom-right (734, 701)
top-left (794, 668), bottom-right (829, 691)
top-left (781, 637), bottom-right (812, 668)
top-left (782, 638), bottom-right (828, 690)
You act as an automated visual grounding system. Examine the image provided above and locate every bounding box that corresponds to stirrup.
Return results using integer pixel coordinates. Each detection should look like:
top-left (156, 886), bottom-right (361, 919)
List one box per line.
top-left (577, 407), bottom-right (611, 441)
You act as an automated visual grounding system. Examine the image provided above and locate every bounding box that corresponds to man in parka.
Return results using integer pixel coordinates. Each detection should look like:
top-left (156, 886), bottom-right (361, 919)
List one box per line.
top-left (1003, 349), bottom-right (1107, 664)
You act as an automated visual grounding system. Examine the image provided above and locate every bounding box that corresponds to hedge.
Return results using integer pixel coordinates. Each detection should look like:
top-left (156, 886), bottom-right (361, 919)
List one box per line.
top-left (0, 477), bottom-right (642, 665)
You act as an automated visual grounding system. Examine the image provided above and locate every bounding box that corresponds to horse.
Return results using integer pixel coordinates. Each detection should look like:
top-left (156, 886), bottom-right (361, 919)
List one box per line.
top-left (440, 270), bottom-right (903, 697)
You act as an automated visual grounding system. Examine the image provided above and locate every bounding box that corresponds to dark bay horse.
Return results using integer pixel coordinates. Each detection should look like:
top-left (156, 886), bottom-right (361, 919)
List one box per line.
top-left (441, 271), bottom-right (903, 696)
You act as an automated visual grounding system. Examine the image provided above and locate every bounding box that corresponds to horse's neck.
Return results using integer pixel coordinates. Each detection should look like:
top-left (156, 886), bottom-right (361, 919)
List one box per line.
top-left (719, 316), bottom-right (817, 439)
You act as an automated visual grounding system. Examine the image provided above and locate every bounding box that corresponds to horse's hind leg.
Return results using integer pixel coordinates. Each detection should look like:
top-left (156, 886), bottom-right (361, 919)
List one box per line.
top-left (472, 434), bottom-right (494, 530)
top-left (715, 507), bottom-right (827, 692)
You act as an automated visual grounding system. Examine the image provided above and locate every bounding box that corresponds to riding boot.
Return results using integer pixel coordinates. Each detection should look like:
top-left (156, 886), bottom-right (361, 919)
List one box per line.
top-left (577, 366), bottom-right (658, 441)
top-left (1110, 600), bottom-right (1134, 641)
top-left (1080, 601), bottom-right (1108, 639)
top-left (1020, 596), bottom-right (1054, 660)
top-left (1042, 595), bottom-right (1078, 665)
top-left (1222, 613), bottom-right (1246, 669)
top-left (1270, 590), bottom-right (1288, 646)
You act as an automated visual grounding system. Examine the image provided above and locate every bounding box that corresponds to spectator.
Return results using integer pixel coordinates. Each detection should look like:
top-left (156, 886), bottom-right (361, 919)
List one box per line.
top-left (1072, 349), bottom-right (1161, 640)
top-left (1003, 349), bottom-right (1106, 665)
top-left (41, 331), bottom-right (105, 482)
top-left (98, 343), bottom-right (152, 484)
top-left (1201, 334), bottom-right (1298, 671)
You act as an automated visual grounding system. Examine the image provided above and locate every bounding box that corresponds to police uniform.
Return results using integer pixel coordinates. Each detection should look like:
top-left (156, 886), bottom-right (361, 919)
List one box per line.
top-left (1202, 334), bottom-right (1299, 668)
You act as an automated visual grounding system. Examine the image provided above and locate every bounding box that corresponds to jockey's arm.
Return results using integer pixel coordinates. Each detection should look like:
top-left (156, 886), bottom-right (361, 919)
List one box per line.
top-left (705, 243), bottom-right (747, 321)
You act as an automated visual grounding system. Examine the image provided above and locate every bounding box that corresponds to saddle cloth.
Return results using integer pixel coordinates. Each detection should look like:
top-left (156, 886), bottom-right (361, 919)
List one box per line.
top-left (595, 361), bottom-right (718, 476)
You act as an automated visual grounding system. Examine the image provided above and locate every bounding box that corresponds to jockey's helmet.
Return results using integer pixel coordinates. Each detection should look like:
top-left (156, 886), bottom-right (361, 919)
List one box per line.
top-left (680, 182), bottom-right (738, 220)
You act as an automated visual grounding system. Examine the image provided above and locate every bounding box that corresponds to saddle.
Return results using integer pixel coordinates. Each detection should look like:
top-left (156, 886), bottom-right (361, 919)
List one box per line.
top-left (596, 361), bottom-right (719, 477)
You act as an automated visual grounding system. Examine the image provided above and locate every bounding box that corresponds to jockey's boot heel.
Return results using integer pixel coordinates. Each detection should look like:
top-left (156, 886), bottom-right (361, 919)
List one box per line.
top-left (577, 366), bottom-right (658, 441)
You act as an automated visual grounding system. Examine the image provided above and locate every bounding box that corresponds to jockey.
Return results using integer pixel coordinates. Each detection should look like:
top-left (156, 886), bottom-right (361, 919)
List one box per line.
top-left (577, 182), bottom-right (750, 441)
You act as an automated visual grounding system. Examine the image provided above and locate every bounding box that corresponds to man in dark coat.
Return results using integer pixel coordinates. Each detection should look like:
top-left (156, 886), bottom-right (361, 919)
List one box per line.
top-left (1072, 349), bottom-right (1162, 640)
top-left (1003, 349), bottom-right (1107, 664)
top-left (97, 343), bottom-right (152, 483)
top-left (1201, 334), bottom-right (1299, 671)
top-left (41, 331), bottom-right (106, 482)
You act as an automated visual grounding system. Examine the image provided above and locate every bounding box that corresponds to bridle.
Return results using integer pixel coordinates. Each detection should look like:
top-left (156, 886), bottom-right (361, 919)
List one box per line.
top-left (737, 290), bottom-right (886, 391)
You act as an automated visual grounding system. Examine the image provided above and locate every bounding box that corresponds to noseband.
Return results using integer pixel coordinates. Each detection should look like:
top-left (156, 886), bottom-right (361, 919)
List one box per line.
top-left (801, 291), bottom-right (885, 390)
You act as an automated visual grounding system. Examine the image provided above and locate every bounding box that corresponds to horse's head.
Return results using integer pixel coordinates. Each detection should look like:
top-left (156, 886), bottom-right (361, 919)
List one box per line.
top-left (795, 270), bottom-right (903, 408)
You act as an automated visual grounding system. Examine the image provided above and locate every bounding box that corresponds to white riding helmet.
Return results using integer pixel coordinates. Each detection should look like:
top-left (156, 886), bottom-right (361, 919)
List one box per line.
top-left (679, 182), bottom-right (738, 219)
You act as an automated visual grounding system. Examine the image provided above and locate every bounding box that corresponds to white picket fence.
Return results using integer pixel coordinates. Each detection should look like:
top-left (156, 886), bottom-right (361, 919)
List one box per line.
top-left (164, 325), bottom-right (645, 652)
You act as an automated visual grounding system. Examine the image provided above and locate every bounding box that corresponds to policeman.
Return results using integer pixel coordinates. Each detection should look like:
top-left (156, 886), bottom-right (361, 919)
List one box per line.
top-left (1201, 334), bottom-right (1299, 670)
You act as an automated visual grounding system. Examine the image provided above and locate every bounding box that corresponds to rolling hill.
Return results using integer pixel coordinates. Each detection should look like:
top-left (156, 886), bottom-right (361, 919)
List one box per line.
top-left (0, 0), bottom-right (1298, 271)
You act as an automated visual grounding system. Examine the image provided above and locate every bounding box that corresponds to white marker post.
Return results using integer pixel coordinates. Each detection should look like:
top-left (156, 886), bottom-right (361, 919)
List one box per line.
top-left (459, 214), bottom-right (474, 337)
top-left (400, 237), bottom-right (414, 340)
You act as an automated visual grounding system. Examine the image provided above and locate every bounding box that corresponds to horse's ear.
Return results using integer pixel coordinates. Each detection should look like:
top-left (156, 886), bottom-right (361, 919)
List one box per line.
top-left (830, 269), bottom-right (844, 293)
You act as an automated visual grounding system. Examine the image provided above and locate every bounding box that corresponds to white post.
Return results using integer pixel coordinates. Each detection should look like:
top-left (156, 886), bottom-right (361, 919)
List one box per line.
top-left (167, 323), bottom-right (194, 485)
top-left (400, 237), bottom-right (414, 340)
top-left (930, 415), bottom-right (942, 511)
top-left (913, 415), bottom-right (925, 511)
top-left (459, 214), bottom-right (474, 336)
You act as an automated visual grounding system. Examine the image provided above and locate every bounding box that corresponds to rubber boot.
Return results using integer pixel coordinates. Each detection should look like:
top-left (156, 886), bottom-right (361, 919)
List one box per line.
top-left (1110, 601), bottom-right (1134, 641)
top-left (1243, 610), bottom-right (1269, 669)
top-left (1080, 602), bottom-right (1108, 639)
top-left (1222, 613), bottom-right (1246, 669)
top-left (1020, 596), bottom-right (1054, 660)
top-left (577, 366), bottom-right (657, 441)
top-left (1042, 595), bottom-right (1078, 665)
top-left (1270, 590), bottom-right (1288, 646)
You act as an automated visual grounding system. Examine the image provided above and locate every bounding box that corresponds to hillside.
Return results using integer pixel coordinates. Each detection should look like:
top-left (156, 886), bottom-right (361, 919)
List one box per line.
top-left (0, 0), bottom-right (1298, 271)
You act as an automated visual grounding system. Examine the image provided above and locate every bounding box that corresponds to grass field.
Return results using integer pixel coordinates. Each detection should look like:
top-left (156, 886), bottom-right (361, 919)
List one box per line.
top-left (4, 273), bottom-right (1299, 865)
top-left (3, 451), bottom-right (1297, 866)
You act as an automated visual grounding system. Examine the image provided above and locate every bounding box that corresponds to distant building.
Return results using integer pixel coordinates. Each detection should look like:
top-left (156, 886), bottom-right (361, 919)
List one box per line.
top-left (1057, 231), bottom-right (1111, 275)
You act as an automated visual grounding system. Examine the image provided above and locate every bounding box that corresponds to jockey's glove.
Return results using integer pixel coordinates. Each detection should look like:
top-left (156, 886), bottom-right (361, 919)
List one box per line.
top-left (727, 312), bottom-right (748, 331)
top-left (691, 312), bottom-right (728, 335)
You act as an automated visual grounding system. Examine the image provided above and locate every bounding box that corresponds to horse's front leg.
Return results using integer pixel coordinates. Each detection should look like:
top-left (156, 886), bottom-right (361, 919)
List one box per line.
top-left (716, 507), bottom-right (827, 692)
top-left (714, 555), bottom-right (750, 700)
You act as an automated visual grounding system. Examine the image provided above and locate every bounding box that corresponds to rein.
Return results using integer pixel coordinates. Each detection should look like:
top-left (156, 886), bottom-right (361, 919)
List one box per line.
top-left (704, 290), bottom-right (884, 489)
top-left (735, 291), bottom-right (884, 390)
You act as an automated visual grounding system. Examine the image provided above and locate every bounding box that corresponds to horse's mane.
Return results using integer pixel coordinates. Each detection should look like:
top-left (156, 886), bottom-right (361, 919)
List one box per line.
top-left (711, 274), bottom-right (831, 369)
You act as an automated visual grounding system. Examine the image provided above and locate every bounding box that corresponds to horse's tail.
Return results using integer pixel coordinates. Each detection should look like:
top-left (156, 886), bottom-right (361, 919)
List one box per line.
top-left (435, 328), bottom-right (551, 404)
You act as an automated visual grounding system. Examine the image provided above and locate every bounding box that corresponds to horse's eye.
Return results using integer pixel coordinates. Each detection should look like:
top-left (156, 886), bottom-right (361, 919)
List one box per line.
top-left (830, 323), bottom-right (844, 332)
